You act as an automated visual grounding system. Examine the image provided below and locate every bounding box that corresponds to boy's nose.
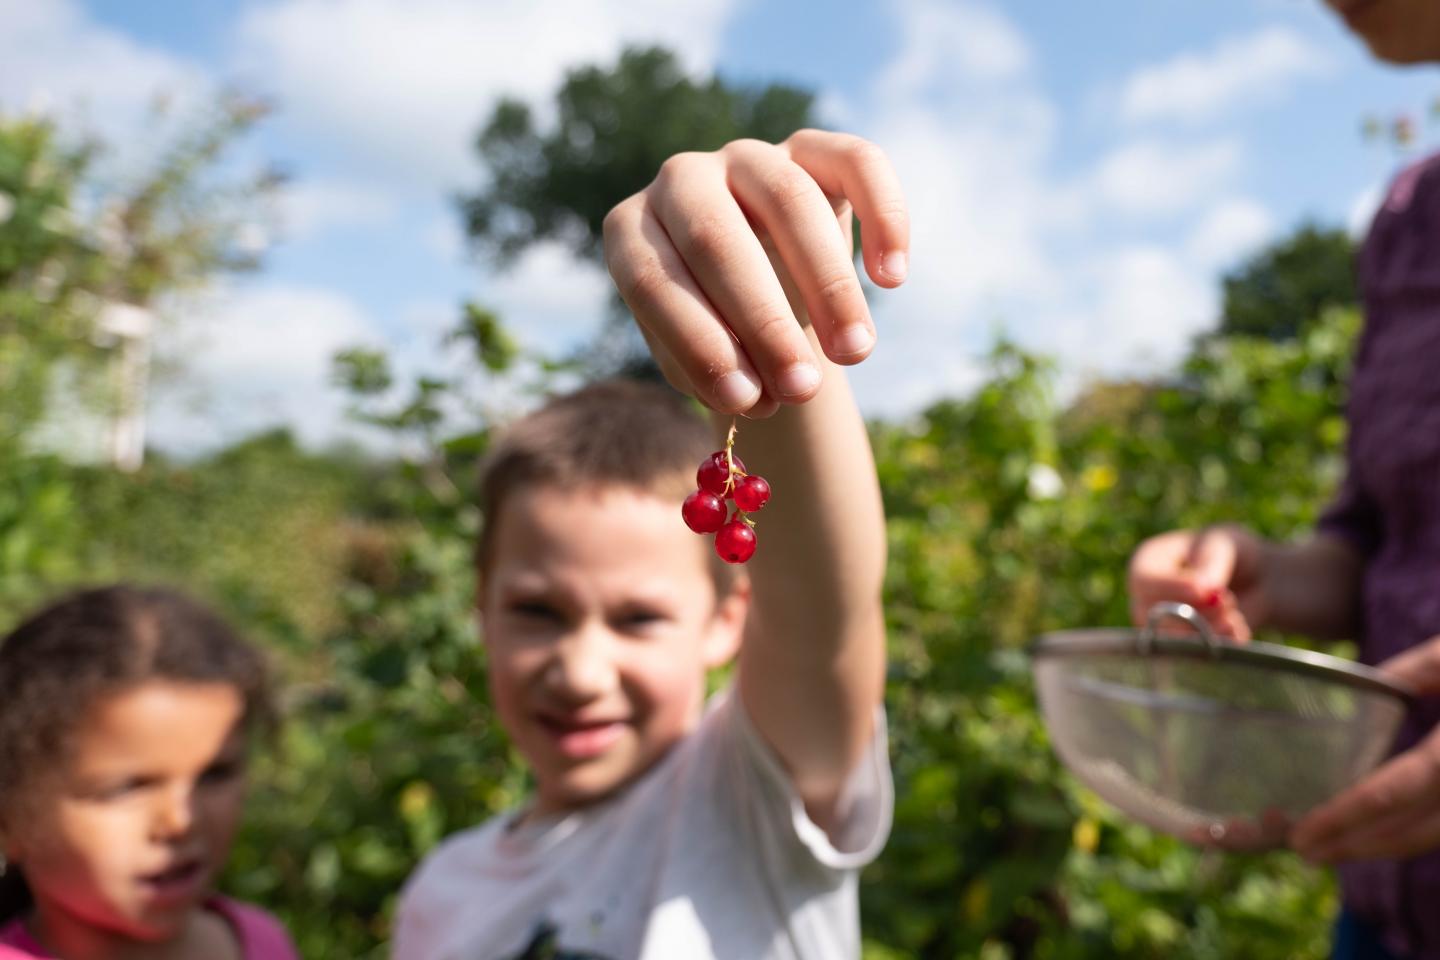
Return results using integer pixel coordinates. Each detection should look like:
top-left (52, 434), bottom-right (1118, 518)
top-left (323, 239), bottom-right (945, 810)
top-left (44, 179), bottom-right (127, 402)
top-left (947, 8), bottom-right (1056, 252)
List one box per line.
top-left (545, 626), bottom-right (619, 702)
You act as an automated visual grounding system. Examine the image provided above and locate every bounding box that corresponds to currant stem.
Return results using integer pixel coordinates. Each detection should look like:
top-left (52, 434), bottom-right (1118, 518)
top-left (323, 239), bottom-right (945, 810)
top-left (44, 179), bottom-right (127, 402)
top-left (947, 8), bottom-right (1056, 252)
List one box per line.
top-left (723, 417), bottom-right (743, 494)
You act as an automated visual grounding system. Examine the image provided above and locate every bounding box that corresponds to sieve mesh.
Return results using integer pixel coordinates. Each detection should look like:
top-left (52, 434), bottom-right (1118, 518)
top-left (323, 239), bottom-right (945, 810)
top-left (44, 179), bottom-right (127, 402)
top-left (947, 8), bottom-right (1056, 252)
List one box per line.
top-left (1032, 603), bottom-right (1409, 850)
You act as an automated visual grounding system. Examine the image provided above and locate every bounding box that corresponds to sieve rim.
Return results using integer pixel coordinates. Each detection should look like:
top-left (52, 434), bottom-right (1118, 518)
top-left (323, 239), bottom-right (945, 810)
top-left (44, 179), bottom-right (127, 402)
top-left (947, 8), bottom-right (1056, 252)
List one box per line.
top-left (1030, 629), bottom-right (1417, 707)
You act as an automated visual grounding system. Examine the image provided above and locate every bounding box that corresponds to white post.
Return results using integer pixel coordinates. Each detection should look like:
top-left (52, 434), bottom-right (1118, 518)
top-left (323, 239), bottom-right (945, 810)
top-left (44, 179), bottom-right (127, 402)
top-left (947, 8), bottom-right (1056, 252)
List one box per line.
top-left (96, 303), bottom-right (153, 472)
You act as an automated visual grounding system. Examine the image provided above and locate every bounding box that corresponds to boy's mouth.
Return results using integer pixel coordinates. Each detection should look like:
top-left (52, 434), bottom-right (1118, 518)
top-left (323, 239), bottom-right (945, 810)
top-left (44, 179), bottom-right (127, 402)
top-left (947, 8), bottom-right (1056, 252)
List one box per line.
top-left (538, 716), bottom-right (627, 759)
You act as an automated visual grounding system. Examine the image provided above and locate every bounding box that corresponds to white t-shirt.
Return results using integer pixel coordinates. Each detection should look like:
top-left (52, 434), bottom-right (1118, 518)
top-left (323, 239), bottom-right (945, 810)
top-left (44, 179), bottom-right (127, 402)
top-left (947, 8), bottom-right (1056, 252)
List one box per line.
top-left (392, 687), bottom-right (893, 960)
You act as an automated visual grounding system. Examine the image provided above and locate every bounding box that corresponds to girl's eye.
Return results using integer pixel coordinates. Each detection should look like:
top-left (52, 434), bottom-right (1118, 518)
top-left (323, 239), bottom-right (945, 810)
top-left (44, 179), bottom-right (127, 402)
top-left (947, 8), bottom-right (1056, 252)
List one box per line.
top-left (200, 760), bottom-right (244, 785)
top-left (92, 778), bottom-right (151, 800)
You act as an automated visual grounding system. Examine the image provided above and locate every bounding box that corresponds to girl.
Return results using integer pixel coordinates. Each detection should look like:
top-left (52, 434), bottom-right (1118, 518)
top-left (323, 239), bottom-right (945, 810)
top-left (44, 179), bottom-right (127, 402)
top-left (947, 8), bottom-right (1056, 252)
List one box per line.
top-left (0, 585), bottom-right (298, 959)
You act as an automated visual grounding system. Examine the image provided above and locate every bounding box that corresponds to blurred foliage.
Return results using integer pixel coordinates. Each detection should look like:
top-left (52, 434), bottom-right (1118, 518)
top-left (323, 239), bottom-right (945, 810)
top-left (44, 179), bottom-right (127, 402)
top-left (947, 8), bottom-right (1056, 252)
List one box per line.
top-left (1217, 224), bottom-right (1358, 342)
top-left (862, 308), bottom-right (1357, 960)
top-left (0, 94), bottom-right (276, 614)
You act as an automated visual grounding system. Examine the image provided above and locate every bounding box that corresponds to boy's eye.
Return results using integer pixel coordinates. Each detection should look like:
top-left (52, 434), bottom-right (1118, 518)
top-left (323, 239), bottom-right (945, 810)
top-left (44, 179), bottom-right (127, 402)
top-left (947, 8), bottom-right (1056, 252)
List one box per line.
top-left (617, 608), bottom-right (667, 630)
top-left (511, 601), bottom-right (561, 621)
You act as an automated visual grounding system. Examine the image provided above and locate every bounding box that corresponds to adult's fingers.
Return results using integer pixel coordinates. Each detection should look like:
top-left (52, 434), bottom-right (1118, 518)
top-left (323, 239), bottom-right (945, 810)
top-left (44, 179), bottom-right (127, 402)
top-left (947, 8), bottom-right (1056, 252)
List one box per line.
top-left (1296, 802), bottom-right (1440, 863)
top-left (648, 151), bottom-right (823, 403)
top-left (1379, 634), bottom-right (1440, 695)
top-left (1292, 738), bottom-right (1440, 860)
top-left (724, 140), bottom-right (877, 367)
top-left (784, 129), bottom-right (910, 289)
top-left (603, 194), bottom-right (764, 414)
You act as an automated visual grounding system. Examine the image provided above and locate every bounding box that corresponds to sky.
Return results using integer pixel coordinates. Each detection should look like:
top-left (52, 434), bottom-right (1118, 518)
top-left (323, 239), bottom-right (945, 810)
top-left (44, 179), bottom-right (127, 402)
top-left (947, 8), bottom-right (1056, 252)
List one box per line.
top-left (4, 0), bottom-right (1438, 453)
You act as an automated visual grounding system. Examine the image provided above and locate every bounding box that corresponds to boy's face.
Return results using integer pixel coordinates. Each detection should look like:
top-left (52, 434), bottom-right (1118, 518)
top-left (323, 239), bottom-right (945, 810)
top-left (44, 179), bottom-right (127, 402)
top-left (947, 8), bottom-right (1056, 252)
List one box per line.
top-left (480, 485), bottom-right (747, 817)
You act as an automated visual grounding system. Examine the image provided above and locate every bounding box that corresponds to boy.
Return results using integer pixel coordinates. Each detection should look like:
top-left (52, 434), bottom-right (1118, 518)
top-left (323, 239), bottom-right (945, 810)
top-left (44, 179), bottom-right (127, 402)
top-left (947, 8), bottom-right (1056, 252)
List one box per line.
top-left (393, 130), bottom-right (910, 959)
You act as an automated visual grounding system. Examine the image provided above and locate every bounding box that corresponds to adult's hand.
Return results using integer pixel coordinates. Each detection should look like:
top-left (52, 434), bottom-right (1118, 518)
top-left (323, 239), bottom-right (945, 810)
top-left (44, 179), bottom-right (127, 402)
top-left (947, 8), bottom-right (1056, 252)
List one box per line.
top-left (602, 130), bottom-right (909, 418)
top-left (1126, 525), bottom-right (1268, 640)
top-left (1291, 635), bottom-right (1440, 863)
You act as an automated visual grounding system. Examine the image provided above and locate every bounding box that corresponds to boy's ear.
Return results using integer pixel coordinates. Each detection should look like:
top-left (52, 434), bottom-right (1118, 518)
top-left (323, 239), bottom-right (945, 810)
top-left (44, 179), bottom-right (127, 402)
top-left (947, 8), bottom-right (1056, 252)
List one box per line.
top-left (702, 577), bottom-right (750, 669)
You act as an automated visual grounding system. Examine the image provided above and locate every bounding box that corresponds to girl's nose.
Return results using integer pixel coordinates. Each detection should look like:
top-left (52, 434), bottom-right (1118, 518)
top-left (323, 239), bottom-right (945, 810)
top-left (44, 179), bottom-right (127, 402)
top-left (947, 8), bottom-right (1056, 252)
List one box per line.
top-left (150, 785), bottom-right (196, 840)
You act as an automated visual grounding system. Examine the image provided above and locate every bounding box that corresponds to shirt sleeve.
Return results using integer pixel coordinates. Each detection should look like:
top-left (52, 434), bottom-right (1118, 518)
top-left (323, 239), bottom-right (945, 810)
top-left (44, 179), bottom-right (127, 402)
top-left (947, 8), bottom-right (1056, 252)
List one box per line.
top-left (711, 686), bottom-right (893, 873)
top-left (1317, 465), bottom-right (1383, 561)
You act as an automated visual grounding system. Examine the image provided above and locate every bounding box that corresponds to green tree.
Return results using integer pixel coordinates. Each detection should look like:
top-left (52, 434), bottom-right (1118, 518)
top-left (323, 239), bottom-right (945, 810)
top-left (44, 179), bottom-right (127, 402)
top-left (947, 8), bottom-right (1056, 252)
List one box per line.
top-left (462, 46), bottom-right (814, 267)
top-left (0, 93), bottom-right (276, 449)
top-left (1218, 223), bottom-right (1358, 341)
top-left (0, 94), bottom-right (277, 620)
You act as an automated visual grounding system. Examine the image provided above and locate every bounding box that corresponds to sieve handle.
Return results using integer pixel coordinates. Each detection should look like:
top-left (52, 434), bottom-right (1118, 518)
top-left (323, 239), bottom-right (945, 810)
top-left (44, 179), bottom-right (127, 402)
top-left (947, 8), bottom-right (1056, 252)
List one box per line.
top-left (1142, 601), bottom-right (1219, 656)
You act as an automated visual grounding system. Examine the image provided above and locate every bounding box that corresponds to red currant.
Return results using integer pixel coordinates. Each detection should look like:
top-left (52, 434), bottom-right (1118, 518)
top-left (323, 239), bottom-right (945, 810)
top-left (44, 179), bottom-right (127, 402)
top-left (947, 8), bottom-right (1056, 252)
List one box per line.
top-left (715, 520), bottom-right (757, 564)
top-left (696, 450), bottom-right (745, 498)
top-left (733, 474), bottom-right (770, 513)
top-left (681, 490), bottom-right (727, 534)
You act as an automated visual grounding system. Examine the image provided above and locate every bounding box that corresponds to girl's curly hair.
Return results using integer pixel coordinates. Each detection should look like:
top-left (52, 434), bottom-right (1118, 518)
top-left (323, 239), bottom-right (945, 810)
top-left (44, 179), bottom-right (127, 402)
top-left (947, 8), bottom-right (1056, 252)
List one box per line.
top-left (0, 584), bottom-right (274, 921)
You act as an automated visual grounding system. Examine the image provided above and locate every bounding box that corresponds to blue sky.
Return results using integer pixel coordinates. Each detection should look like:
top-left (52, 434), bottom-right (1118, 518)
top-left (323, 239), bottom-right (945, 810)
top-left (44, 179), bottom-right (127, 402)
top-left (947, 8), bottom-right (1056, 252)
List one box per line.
top-left (5, 0), bottom-right (1438, 451)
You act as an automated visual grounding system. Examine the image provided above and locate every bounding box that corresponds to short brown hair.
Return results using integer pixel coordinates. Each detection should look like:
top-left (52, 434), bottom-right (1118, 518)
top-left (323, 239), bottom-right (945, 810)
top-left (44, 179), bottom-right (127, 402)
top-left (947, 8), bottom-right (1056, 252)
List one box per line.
top-left (476, 379), bottom-right (738, 593)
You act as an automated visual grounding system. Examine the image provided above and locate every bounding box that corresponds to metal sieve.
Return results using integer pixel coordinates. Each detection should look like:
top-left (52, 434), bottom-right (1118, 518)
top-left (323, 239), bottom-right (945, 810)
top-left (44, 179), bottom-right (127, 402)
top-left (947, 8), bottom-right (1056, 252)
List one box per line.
top-left (1031, 602), bottom-right (1414, 850)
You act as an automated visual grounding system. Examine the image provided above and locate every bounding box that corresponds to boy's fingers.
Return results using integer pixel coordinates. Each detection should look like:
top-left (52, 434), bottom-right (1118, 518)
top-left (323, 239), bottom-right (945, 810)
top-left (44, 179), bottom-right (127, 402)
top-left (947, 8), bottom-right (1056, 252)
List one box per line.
top-left (724, 140), bottom-right (877, 367)
top-left (603, 196), bottom-right (765, 414)
top-left (784, 129), bottom-right (910, 289)
top-left (649, 152), bottom-right (822, 404)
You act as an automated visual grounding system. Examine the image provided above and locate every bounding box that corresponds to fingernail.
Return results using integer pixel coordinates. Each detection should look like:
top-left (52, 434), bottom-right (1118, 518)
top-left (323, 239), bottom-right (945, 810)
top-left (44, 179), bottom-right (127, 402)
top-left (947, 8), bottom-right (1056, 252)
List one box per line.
top-left (831, 324), bottom-right (875, 360)
top-left (775, 362), bottom-right (821, 399)
top-left (1204, 588), bottom-right (1223, 608)
top-left (714, 370), bottom-right (762, 411)
top-left (879, 250), bottom-right (908, 283)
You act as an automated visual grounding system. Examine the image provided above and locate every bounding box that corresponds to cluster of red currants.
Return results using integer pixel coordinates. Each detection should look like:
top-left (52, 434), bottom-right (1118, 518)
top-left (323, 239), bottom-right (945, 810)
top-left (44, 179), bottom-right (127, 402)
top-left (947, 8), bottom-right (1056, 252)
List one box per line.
top-left (681, 441), bottom-right (770, 564)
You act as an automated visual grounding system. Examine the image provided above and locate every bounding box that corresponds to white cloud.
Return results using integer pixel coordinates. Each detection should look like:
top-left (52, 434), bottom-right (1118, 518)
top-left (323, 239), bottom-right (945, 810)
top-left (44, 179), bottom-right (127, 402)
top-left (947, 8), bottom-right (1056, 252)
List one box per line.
top-left (1186, 198), bottom-right (1274, 269)
top-left (483, 241), bottom-right (615, 354)
top-left (1118, 26), bottom-right (1331, 126)
top-left (1081, 246), bottom-right (1217, 371)
top-left (0, 0), bottom-right (208, 141)
top-left (876, 0), bottom-right (1030, 102)
top-left (1347, 181), bottom-right (1385, 238)
top-left (278, 179), bottom-right (400, 241)
top-left (147, 285), bottom-right (386, 452)
top-left (233, 0), bottom-right (740, 188)
top-left (1090, 139), bottom-right (1243, 218)
top-left (832, 1), bottom-right (1254, 418)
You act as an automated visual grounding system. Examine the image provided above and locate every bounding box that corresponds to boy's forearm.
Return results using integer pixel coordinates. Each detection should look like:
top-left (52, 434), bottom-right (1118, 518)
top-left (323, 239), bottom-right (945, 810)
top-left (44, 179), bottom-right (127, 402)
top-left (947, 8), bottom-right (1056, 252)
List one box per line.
top-left (719, 328), bottom-right (888, 815)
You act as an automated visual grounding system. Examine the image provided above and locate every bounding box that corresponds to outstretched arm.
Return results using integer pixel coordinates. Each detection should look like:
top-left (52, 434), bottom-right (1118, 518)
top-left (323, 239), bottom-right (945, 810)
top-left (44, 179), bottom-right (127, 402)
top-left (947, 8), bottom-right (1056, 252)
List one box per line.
top-left (603, 130), bottom-right (907, 823)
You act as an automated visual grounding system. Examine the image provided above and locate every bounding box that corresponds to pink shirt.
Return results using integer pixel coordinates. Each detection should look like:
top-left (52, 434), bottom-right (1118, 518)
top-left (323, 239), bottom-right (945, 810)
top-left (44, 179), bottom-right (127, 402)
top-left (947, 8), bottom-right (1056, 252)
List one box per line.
top-left (0, 898), bottom-right (298, 959)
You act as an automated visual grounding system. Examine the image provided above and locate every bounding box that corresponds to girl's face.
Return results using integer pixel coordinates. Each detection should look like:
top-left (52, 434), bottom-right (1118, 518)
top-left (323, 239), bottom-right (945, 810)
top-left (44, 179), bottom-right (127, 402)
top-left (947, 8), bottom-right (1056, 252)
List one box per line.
top-left (1326, 0), bottom-right (1440, 64)
top-left (4, 681), bottom-right (249, 943)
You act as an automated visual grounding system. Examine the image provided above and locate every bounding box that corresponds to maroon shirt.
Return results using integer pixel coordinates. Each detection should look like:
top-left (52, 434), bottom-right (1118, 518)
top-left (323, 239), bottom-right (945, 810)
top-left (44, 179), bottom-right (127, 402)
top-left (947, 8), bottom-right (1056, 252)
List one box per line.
top-left (1318, 149), bottom-right (1440, 958)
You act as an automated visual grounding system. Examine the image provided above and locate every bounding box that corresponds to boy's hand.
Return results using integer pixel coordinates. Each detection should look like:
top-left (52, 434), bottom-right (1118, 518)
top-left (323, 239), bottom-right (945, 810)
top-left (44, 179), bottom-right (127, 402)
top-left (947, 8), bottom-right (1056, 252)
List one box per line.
top-left (602, 130), bottom-right (909, 418)
top-left (1127, 526), bottom-right (1268, 641)
top-left (1290, 634), bottom-right (1440, 862)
